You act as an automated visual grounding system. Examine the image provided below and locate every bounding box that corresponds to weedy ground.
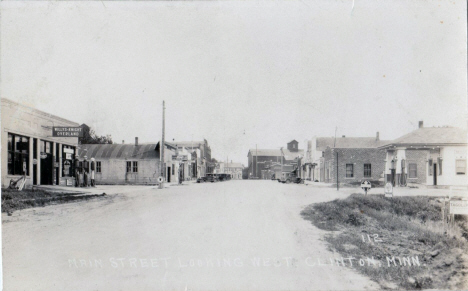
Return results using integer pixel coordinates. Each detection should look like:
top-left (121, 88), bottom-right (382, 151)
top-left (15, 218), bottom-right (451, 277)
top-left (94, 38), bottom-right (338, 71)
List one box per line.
top-left (2, 188), bottom-right (106, 214)
top-left (301, 194), bottom-right (468, 290)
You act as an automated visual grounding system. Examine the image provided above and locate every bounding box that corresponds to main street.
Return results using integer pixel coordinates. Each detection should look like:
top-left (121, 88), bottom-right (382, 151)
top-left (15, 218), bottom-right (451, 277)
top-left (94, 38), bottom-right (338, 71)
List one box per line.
top-left (2, 181), bottom-right (378, 291)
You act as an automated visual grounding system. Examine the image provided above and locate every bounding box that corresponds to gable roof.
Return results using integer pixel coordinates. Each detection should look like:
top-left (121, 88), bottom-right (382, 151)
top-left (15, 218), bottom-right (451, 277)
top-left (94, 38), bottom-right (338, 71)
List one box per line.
top-left (316, 137), bottom-right (388, 150)
top-left (381, 127), bottom-right (467, 148)
top-left (248, 148), bottom-right (304, 160)
top-left (78, 144), bottom-right (158, 160)
top-left (225, 163), bottom-right (244, 168)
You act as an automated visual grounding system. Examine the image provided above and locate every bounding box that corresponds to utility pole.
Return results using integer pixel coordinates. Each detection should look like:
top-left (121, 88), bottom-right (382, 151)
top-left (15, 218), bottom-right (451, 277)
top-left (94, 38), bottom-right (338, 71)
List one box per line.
top-left (256, 144), bottom-right (258, 178)
top-left (159, 101), bottom-right (165, 189)
top-left (334, 126), bottom-right (339, 191)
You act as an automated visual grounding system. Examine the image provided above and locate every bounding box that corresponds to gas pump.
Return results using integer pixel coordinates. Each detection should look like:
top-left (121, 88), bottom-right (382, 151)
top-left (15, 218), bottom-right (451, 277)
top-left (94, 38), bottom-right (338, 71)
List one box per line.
top-left (399, 159), bottom-right (407, 187)
top-left (390, 159), bottom-right (396, 187)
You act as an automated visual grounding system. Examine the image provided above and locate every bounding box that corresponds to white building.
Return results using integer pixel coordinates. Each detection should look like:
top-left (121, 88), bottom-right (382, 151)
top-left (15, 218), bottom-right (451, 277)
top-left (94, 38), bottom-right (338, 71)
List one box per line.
top-left (1, 98), bottom-right (80, 188)
top-left (380, 122), bottom-right (467, 187)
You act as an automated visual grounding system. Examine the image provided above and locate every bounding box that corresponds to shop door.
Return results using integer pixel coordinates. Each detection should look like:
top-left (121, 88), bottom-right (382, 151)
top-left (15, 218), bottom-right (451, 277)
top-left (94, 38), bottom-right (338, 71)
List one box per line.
top-left (167, 167), bottom-right (171, 182)
top-left (33, 138), bottom-right (38, 185)
top-left (433, 164), bottom-right (437, 186)
top-left (40, 141), bottom-right (53, 185)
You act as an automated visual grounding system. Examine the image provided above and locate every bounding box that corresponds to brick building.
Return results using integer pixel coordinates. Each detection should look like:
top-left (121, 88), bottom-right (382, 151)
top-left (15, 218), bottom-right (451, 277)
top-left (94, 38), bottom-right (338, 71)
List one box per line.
top-left (247, 140), bottom-right (304, 179)
top-left (322, 134), bottom-right (389, 186)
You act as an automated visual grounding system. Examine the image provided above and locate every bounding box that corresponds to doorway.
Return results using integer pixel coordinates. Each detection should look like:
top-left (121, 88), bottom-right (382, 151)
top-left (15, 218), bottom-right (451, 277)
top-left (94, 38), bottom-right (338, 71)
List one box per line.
top-left (167, 167), bottom-right (171, 183)
top-left (433, 163), bottom-right (437, 185)
top-left (40, 141), bottom-right (53, 185)
top-left (33, 138), bottom-right (37, 185)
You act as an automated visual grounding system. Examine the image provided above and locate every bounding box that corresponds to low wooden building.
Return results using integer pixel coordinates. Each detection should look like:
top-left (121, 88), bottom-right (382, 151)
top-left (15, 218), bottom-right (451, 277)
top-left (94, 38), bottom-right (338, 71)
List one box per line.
top-left (78, 140), bottom-right (175, 185)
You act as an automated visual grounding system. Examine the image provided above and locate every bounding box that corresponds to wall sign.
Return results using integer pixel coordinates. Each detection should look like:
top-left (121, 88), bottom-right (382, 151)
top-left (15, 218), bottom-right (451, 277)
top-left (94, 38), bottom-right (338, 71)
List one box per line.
top-left (53, 127), bottom-right (83, 137)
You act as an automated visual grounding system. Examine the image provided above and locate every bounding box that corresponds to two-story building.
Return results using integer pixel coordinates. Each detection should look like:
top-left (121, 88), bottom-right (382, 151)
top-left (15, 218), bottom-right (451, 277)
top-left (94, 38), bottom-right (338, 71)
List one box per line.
top-left (247, 140), bottom-right (304, 179)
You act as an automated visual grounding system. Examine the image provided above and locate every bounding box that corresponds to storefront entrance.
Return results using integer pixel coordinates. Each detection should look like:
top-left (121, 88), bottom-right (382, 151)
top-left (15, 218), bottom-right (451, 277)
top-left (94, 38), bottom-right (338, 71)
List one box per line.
top-left (433, 163), bottom-right (437, 185)
top-left (40, 141), bottom-right (53, 185)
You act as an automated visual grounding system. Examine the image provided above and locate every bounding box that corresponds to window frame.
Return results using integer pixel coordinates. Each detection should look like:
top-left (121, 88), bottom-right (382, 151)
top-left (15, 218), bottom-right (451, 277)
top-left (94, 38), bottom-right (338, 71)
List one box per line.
top-left (363, 163), bottom-right (372, 178)
top-left (132, 161), bottom-right (138, 173)
top-left (345, 164), bottom-right (354, 178)
top-left (96, 161), bottom-right (102, 173)
top-left (408, 163), bottom-right (417, 179)
top-left (126, 161), bottom-right (132, 173)
top-left (456, 159), bottom-right (466, 175)
top-left (8, 133), bottom-right (30, 176)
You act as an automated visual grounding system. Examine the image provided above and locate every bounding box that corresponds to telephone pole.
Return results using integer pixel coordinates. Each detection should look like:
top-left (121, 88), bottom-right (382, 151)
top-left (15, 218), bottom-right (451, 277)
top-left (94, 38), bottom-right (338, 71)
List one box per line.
top-left (159, 101), bottom-right (166, 189)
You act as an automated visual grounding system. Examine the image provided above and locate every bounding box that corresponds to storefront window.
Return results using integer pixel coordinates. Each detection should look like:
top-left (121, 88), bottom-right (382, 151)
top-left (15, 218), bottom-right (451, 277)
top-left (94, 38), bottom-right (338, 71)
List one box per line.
top-left (8, 133), bottom-right (29, 175)
top-left (62, 145), bottom-right (75, 177)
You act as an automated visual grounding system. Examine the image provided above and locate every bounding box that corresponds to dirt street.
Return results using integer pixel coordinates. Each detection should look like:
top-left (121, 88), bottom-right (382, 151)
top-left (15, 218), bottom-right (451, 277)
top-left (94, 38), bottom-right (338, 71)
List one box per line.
top-left (2, 181), bottom-right (379, 291)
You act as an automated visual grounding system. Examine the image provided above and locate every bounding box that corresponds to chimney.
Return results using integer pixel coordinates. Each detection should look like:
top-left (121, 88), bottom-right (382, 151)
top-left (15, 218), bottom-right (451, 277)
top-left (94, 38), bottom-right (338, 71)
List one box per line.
top-left (376, 132), bottom-right (380, 141)
top-left (122, 140), bottom-right (125, 144)
top-left (419, 121), bottom-right (424, 128)
top-left (135, 137), bottom-right (138, 146)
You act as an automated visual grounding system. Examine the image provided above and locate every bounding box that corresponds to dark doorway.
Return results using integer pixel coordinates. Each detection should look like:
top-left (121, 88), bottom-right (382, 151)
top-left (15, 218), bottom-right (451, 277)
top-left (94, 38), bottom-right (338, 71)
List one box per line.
top-left (167, 167), bottom-right (171, 182)
top-left (33, 138), bottom-right (37, 185)
top-left (391, 169), bottom-right (396, 187)
top-left (433, 163), bottom-right (437, 185)
top-left (40, 141), bottom-right (53, 185)
top-left (55, 144), bottom-right (60, 185)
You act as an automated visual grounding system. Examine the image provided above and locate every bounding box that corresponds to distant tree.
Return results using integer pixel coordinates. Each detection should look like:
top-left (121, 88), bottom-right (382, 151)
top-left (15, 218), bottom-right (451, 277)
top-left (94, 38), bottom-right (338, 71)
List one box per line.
top-left (79, 124), bottom-right (113, 145)
top-left (211, 158), bottom-right (218, 163)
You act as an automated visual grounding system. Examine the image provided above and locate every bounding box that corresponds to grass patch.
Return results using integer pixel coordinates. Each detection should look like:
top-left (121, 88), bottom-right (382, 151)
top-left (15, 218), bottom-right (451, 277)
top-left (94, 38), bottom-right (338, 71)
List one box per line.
top-left (2, 188), bottom-right (106, 214)
top-left (301, 194), bottom-right (468, 290)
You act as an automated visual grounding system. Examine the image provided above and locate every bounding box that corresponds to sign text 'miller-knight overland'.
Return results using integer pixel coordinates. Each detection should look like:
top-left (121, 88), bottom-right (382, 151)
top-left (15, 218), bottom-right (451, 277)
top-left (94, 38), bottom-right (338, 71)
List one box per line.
top-left (52, 127), bottom-right (83, 137)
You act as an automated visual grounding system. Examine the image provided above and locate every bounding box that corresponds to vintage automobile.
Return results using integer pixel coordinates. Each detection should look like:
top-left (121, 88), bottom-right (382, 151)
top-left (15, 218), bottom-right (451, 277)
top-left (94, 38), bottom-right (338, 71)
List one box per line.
top-left (280, 169), bottom-right (304, 184)
top-left (206, 173), bottom-right (219, 183)
top-left (196, 176), bottom-right (208, 183)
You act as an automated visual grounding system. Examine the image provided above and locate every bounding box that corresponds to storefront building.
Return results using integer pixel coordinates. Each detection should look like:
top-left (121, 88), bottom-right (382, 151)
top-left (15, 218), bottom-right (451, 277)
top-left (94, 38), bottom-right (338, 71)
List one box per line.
top-left (380, 122), bottom-right (468, 187)
top-left (1, 98), bottom-right (79, 188)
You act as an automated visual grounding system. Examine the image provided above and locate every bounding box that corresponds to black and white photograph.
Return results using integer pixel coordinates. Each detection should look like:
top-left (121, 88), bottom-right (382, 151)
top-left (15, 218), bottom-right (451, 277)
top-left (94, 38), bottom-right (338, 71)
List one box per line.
top-left (1, 0), bottom-right (467, 290)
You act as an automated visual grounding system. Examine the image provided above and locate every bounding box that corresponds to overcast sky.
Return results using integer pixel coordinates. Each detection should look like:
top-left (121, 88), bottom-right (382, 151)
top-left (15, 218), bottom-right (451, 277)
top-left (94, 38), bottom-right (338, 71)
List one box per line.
top-left (1, 0), bottom-right (466, 165)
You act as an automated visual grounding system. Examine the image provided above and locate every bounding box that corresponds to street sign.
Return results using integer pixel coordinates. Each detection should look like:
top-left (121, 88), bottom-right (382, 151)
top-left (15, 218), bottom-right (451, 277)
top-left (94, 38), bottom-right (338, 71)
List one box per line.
top-left (172, 155), bottom-right (188, 161)
top-left (63, 148), bottom-right (74, 154)
top-left (361, 180), bottom-right (371, 195)
top-left (450, 200), bottom-right (468, 215)
top-left (384, 182), bottom-right (393, 198)
top-left (53, 127), bottom-right (83, 137)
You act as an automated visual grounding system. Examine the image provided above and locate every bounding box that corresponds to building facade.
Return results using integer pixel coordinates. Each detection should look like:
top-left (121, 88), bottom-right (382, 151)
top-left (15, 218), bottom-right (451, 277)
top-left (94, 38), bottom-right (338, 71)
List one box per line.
top-left (321, 134), bottom-right (388, 186)
top-left (380, 122), bottom-right (468, 187)
top-left (172, 139), bottom-right (213, 176)
top-left (215, 162), bottom-right (244, 179)
top-left (1, 98), bottom-right (80, 188)
top-left (247, 140), bottom-right (304, 179)
top-left (78, 140), bottom-right (176, 185)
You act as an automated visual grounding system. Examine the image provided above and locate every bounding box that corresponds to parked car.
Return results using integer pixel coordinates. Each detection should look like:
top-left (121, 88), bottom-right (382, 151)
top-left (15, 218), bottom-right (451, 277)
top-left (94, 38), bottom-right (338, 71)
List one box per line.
top-left (206, 174), bottom-right (218, 183)
top-left (196, 177), bottom-right (207, 183)
top-left (280, 171), bottom-right (304, 184)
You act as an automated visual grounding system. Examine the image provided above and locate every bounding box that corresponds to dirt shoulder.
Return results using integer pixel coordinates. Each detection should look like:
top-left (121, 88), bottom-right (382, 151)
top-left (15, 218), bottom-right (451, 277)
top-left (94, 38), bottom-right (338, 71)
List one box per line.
top-left (2, 188), bottom-right (107, 214)
top-left (301, 194), bottom-right (468, 290)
